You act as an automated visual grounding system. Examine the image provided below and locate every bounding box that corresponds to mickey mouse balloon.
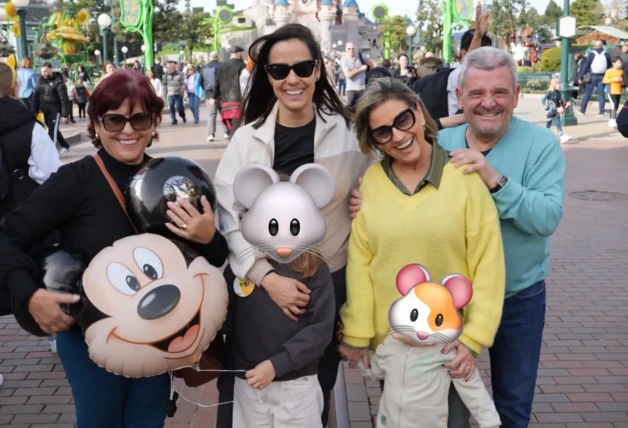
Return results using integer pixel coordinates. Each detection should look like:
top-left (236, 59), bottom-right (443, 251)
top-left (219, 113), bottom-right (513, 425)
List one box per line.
top-left (80, 233), bottom-right (228, 378)
top-left (126, 156), bottom-right (217, 235)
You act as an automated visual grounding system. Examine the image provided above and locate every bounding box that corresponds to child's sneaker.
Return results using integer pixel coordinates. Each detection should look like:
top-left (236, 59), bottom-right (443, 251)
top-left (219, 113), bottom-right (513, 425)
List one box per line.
top-left (609, 119), bottom-right (617, 128)
top-left (560, 135), bottom-right (573, 144)
top-left (49, 337), bottom-right (57, 353)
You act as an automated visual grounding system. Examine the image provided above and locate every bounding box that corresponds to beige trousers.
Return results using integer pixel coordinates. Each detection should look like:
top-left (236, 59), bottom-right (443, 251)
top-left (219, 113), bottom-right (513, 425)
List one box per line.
top-left (233, 375), bottom-right (323, 428)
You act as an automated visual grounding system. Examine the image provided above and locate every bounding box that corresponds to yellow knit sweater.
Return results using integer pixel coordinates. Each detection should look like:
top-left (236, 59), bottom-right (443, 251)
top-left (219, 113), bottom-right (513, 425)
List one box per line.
top-left (340, 161), bottom-right (506, 355)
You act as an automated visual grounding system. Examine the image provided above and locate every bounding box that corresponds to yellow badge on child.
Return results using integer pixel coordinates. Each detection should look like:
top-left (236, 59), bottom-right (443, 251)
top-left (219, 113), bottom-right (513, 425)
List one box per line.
top-left (234, 277), bottom-right (255, 297)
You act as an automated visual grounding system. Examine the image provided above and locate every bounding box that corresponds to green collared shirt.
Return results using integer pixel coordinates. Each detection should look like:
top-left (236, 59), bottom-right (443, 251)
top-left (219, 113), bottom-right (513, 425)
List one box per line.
top-left (380, 139), bottom-right (449, 195)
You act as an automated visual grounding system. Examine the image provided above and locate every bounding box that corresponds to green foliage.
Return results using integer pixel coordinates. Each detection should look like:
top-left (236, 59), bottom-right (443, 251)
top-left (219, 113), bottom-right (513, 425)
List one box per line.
top-left (181, 9), bottom-right (213, 56)
top-left (539, 46), bottom-right (561, 71)
top-left (488, 0), bottom-right (524, 43)
top-left (416, 0), bottom-right (443, 55)
top-left (541, 0), bottom-right (562, 27)
top-left (570, 0), bottom-right (605, 26)
top-left (536, 26), bottom-right (552, 43)
top-left (518, 2), bottom-right (540, 28)
top-left (154, 0), bottom-right (181, 43)
top-left (378, 15), bottom-right (411, 54)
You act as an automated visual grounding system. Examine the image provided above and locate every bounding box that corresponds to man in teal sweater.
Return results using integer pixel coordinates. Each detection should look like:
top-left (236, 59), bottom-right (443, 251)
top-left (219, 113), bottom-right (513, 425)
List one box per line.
top-left (438, 47), bottom-right (566, 428)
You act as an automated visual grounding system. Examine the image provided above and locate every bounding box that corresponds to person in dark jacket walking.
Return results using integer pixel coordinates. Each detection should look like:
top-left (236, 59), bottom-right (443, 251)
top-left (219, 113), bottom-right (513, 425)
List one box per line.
top-left (0, 62), bottom-right (62, 218)
top-left (32, 62), bottom-right (71, 156)
top-left (577, 40), bottom-right (612, 116)
top-left (153, 57), bottom-right (165, 82)
top-left (209, 46), bottom-right (245, 139)
top-left (200, 52), bottom-right (228, 141)
top-left (72, 79), bottom-right (90, 119)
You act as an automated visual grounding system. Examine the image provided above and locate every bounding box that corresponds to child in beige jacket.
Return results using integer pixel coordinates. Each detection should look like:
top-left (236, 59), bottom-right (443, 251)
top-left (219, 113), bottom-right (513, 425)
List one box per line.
top-left (358, 263), bottom-right (500, 428)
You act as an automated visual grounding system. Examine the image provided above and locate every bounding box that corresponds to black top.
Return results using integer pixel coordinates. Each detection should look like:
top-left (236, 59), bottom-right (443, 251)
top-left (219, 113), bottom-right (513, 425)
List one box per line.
top-left (222, 260), bottom-right (335, 381)
top-left (273, 118), bottom-right (316, 176)
top-left (32, 72), bottom-right (69, 117)
top-left (0, 148), bottom-right (228, 317)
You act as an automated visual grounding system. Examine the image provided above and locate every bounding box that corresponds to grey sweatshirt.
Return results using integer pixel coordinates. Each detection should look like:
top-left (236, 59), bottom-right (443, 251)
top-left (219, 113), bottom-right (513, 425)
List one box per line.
top-left (222, 260), bottom-right (335, 381)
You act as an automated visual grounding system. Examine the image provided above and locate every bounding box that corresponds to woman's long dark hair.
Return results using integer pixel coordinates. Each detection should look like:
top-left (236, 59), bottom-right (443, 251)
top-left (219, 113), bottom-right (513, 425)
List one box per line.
top-left (242, 24), bottom-right (351, 129)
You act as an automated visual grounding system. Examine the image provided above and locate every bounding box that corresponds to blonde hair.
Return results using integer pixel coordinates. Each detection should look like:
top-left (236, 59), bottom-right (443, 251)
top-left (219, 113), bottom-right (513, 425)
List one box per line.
top-left (548, 78), bottom-right (560, 92)
top-left (288, 251), bottom-right (324, 278)
top-left (0, 62), bottom-right (16, 98)
top-left (276, 172), bottom-right (324, 278)
top-left (353, 77), bottom-right (439, 155)
top-left (19, 56), bottom-right (33, 68)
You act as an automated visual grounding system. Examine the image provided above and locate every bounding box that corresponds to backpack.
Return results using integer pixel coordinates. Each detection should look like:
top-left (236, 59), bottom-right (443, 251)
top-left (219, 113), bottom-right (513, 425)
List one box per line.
top-left (358, 51), bottom-right (370, 73)
top-left (591, 51), bottom-right (608, 74)
top-left (0, 145), bottom-right (9, 201)
top-left (202, 66), bottom-right (218, 91)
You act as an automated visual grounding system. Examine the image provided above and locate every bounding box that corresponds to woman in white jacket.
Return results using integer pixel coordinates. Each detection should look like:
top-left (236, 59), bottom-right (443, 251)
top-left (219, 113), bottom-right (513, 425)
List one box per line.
top-left (213, 23), bottom-right (370, 428)
top-left (147, 67), bottom-right (163, 97)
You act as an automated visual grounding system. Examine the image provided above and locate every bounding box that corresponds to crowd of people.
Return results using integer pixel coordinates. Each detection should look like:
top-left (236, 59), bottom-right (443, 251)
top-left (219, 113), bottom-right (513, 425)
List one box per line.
top-left (0, 9), bottom-right (573, 428)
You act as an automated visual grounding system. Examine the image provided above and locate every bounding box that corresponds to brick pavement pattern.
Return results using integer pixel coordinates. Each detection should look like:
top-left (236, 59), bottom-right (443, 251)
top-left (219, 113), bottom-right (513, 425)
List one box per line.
top-left (1, 102), bottom-right (628, 427)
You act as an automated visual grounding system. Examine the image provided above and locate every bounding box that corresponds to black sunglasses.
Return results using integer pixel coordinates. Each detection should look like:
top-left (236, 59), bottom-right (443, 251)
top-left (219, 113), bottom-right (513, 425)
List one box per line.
top-left (265, 60), bottom-right (318, 80)
top-left (369, 106), bottom-right (417, 144)
top-left (99, 112), bottom-right (153, 133)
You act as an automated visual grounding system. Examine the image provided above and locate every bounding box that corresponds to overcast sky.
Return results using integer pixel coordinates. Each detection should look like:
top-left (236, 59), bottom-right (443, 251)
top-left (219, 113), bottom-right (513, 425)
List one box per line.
top-left (186, 0), bottom-right (553, 20)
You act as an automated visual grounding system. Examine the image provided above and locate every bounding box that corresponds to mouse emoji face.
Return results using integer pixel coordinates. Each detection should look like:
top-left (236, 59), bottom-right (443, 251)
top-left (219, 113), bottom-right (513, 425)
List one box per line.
top-left (233, 163), bottom-right (335, 264)
top-left (388, 263), bottom-right (473, 346)
top-left (81, 233), bottom-right (228, 378)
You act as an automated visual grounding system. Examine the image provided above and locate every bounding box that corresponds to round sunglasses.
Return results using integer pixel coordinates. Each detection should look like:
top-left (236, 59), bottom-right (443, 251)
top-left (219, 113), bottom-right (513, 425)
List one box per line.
top-left (265, 59), bottom-right (318, 80)
top-left (99, 112), bottom-right (153, 133)
top-left (369, 106), bottom-right (417, 145)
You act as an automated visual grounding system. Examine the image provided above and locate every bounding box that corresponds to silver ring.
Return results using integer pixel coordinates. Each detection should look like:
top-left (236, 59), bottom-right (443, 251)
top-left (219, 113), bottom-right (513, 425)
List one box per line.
top-left (181, 223), bottom-right (187, 230)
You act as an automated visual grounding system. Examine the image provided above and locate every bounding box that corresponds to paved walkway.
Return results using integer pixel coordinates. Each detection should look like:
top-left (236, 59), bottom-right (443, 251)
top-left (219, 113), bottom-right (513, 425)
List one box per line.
top-left (1, 99), bottom-right (628, 427)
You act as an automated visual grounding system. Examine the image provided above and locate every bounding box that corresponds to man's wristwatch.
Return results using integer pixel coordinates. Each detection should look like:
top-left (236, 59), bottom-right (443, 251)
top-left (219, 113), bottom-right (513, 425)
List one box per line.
top-left (490, 175), bottom-right (508, 193)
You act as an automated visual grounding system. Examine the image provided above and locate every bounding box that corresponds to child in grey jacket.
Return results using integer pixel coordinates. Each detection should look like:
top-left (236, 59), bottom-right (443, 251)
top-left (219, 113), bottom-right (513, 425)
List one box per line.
top-left (222, 256), bottom-right (335, 428)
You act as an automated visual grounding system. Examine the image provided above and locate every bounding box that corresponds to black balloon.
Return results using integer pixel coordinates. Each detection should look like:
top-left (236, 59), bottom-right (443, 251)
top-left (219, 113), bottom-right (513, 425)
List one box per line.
top-left (126, 156), bottom-right (217, 235)
top-left (13, 246), bottom-right (86, 337)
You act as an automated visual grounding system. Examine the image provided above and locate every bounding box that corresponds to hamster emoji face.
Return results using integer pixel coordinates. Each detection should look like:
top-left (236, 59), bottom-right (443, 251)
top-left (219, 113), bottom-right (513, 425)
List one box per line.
top-left (233, 163), bottom-right (335, 264)
top-left (81, 234), bottom-right (228, 378)
top-left (388, 264), bottom-right (473, 346)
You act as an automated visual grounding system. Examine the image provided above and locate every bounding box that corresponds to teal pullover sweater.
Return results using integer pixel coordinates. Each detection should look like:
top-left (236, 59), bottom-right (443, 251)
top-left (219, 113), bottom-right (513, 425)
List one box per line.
top-left (439, 116), bottom-right (566, 297)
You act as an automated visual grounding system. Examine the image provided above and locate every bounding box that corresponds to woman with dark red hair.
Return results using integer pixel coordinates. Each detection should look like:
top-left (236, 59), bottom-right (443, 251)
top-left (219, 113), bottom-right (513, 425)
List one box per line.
top-left (0, 69), bottom-right (228, 427)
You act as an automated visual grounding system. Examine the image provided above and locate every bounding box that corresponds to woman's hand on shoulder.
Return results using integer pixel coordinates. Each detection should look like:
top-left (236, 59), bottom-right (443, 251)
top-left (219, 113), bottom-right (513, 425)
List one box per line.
top-left (28, 289), bottom-right (80, 334)
top-left (261, 272), bottom-right (311, 321)
top-left (338, 343), bottom-right (370, 368)
top-left (165, 196), bottom-right (216, 244)
top-left (349, 177), bottom-right (363, 219)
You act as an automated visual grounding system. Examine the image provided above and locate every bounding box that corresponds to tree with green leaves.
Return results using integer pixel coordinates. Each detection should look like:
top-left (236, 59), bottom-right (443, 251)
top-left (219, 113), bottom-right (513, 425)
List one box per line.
top-left (571, 0), bottom-right (605, 26)
top-left (488, 0), bottom-right (521, 45)
top-left (541, 0), bottom-right (562, 27)
top-left (378, 15), bottom-right (411, 57)
top-left (536, 26), bottom-right (552, 43)
top-left (518, 2), bottom-right (540, 29)
top-left (153, 0), bottom-right (182, 44)
top-left (416, 0), bottom-right (443, 55)
top-left (179, 9), bottom-right (212, 58)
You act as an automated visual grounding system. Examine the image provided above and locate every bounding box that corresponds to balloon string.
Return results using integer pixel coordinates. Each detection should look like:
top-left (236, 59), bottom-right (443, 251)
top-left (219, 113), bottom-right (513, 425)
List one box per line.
top-left (168, 369), bottom-right (249, 413)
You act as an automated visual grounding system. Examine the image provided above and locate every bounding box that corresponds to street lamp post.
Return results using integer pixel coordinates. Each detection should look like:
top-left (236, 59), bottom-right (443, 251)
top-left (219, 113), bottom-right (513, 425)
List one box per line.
top-left (558, 9), bottom-right (577, 126)
top-left (98, 13), bottom-right (112, 63)
top-left (406, 24), bottom-right (416, 61)
top-left (179, 49), bottom-right (184, 63)
top-left (94, 49), bottom-right (101, 68)
top-left (13, 0), bottom-right (30, 61)
top-left (121, 46), bottom-right (128, 63)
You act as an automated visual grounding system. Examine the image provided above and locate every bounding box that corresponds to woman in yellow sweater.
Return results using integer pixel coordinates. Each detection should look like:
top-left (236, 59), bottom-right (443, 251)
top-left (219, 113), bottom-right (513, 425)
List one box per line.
top-left (338, 77), bottom-right (505, 389)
